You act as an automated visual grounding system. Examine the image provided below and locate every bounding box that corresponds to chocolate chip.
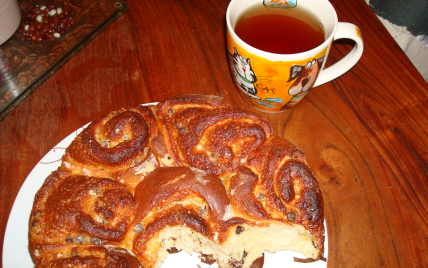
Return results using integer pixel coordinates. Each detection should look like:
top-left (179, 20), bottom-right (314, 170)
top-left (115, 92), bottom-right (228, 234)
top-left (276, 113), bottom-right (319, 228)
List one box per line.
top-left (174, 122), bottom-right (187, 134)
top-left (133, 223), bottom-right (144, 233)
top-left (210, 152), bottom-right (218, 159)
top-left (199, 207), bottom-right (208, 218)
top-left (75, 235), bottom-right (86, 244)
top-left (168, 108), bottom-right (174, 114)
top-left (65, 235), bottom-right (74, 243)
top-left (90, 237), bottom-right (103, 245)
top-left (287, 212), bottom-right (296, 222)
top-left (200, 254), bottom-right (216, 265)
top-left (179, 126), bottom-right (188, 134)
top-left (132, 158), bottom-right (140, 166)
top-left (33, 212), bottom-right (42, 217)
top-left (257, 193), bottom-right (266, 200)
top-left (104, 211), bottom-right (112, 218)
top-left (96, 217), bottom-right (104, 224)
top-left (167, 247), bottom-right (181, 254)
top-left (229, 258), bottom-right (244, 267)
top-left (31, 220), bottom-right (39, 227)
top-left (102, 140), bottom-right (110, 148)
top-left (236, 226), bottom-right (245, 235)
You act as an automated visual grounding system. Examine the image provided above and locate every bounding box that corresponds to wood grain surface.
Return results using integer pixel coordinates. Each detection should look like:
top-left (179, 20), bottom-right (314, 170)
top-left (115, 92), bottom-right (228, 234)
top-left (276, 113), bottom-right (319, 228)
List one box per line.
top-left (1, 0), bottom-right (428, 266)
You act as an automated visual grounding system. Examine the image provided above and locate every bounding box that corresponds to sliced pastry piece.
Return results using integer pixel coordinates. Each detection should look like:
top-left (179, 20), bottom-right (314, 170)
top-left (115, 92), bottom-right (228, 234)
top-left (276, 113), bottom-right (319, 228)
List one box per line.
top-left (130, 166), bottom-right (324, 268)
top-left (130, 166), bottom-right (249, 268)
top-left (226, 135), bottom-right (324, 259)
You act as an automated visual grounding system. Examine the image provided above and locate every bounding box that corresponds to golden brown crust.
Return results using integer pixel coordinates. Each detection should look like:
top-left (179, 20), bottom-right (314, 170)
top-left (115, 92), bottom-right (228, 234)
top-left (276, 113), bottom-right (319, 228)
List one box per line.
top-left (30, 245), bottom-right (141, 268)
top-left (29, 170), bottom-right (135, 262)
top-left (131, 166), bottom-right (251, 266)
top-left (132, 166), bottom-right (247, 243)
top-left (61, 105), bottom-right (160, 189)
top-left (29, 94), bottom-right (325, 267)
top-left (133, 167), bottom-right (231, 224)
top-left (242, 135), bottom-right (324, 252)
top-left (156, 95), bottom-right (273, 178)
top-left (226, 166), bottom-right (270, 221)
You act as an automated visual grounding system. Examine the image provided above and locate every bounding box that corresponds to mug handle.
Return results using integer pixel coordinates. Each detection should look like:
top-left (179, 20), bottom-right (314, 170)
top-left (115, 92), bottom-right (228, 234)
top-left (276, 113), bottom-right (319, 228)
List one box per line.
top-left (313, 22), bottom-right (364, 87)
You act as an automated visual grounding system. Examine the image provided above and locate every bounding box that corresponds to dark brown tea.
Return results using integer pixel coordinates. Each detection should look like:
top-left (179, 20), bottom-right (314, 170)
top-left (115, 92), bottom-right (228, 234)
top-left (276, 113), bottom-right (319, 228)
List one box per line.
top-left (234, 6), bottom-right (325, 54)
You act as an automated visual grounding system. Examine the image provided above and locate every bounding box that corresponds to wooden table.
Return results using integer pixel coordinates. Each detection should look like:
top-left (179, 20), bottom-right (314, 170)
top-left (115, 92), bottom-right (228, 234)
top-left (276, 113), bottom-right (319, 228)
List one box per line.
top-left (1, 0), bottom-right (427, 266)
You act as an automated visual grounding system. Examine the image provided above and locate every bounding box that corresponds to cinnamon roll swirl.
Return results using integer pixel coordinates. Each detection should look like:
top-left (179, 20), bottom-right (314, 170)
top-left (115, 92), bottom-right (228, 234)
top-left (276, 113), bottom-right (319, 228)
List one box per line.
top-left (156, 94), bottom-right (273, 178)
top-left (61, 105), bottom-right (160, 189)
top-left (29, 170), bottom-right (135, 264)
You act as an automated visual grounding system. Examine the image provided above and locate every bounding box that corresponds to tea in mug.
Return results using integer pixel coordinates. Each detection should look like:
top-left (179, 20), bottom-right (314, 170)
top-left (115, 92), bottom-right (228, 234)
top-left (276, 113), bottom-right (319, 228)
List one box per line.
top-left (234, 5), bottom-right (325, 54)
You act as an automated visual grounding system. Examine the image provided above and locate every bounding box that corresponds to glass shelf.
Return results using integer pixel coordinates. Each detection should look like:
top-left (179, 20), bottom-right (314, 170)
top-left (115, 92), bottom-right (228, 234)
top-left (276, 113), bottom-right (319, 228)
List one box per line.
top-left (0, 0), bottom-right (128, 120)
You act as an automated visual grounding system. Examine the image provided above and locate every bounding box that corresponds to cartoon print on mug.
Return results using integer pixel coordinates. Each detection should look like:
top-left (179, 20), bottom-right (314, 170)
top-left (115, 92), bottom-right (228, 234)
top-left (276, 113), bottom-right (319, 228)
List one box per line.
top-left (228, 47), bottom-right (260, 100)
top-left (254, 76), bottom-right (284, 108)
top-left (228, 47), bottom-right (284, 107)
top-left (263, 0), bottom-right (297, 9)
top-left (227, 0), bottom-right (364, 113)
top-left (281, 55), bottom-right (325, 110)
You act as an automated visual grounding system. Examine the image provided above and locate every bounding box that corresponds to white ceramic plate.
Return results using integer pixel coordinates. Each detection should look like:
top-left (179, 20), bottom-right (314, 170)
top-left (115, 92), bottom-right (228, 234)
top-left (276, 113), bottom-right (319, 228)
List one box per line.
top-left (2, 103), bottom-right (328, 268)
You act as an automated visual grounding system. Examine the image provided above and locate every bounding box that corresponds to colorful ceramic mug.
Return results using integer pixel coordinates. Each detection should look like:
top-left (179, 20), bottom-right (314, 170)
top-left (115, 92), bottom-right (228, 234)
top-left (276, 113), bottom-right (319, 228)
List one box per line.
top-left (226, 0), bottom-right (364, 112)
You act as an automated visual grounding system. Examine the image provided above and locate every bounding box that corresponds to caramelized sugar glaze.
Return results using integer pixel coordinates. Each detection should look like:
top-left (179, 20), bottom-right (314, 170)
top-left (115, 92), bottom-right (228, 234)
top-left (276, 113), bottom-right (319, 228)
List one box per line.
top-left (29, 95), bottom-right (324, 268)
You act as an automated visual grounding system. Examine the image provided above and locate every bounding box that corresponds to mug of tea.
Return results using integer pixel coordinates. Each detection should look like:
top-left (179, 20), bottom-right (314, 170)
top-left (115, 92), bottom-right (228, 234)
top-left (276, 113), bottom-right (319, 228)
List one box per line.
top-left (226, 0), bottom-right (364, 112)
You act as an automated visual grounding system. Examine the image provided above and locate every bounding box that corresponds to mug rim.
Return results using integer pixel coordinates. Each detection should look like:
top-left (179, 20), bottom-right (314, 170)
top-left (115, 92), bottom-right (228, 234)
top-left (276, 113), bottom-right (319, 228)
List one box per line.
top-left (226, 0), bottom-right (338, 59)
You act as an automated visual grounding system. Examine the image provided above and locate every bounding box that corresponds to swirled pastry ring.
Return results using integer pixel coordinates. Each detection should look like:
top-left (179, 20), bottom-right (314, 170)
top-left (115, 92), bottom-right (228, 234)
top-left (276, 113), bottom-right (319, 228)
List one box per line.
top-left (29, 94), bottom-right (325, 268)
